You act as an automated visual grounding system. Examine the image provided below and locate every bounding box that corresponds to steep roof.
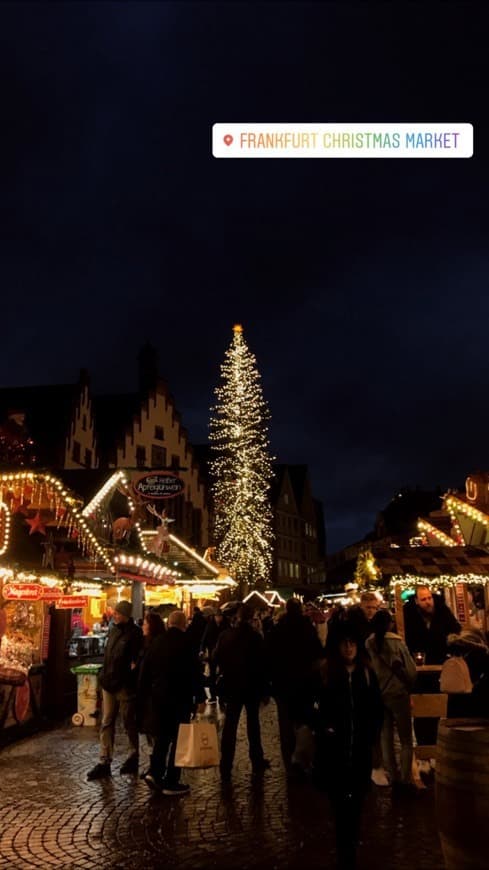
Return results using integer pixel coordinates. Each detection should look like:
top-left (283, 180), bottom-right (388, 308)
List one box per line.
top-left (271, 464), bottom-right (310, 511)
top-left (93, 393), bottom-right (141, 466)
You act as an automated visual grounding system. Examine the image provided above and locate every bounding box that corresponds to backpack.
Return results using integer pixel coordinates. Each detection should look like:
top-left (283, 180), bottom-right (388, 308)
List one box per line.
top-left (440, 656), bottom-right (473, 694)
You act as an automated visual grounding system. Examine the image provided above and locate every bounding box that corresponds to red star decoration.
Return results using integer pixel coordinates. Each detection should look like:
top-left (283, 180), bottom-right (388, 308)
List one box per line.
top-left (26, 512), bottom-right (47, 536)
top-left (13, 498), bottom-right (31, 516)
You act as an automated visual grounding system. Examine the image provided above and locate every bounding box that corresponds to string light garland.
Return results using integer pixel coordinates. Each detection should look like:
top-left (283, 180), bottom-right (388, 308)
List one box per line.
top-left (0, 471), bottom-right (115, 571)
top-left (445, 495), bottom-right (489, 530)
top-left (209, 324), bottom-right (274, 588)
top-left (82, 470), bottom-right (128, 516)
top-left (114, 552), bottom-right (176, 583)
top-left (417, 519), bottom-right (457, 547)
top-left (389, 573), bottom-right (489, 590)
top-left (0, 502), bottom-right (11, 555)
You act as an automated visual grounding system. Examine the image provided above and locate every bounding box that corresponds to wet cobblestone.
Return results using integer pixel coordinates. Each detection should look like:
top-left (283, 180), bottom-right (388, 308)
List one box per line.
top-left (0, 703), bottom-right (444, 868)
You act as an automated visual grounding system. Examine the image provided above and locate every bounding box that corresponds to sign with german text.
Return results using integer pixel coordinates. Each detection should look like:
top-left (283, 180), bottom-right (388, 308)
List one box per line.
top-left (55, 596), bottom-right (88, 609)
top-left (3, 583), bottom-right (41, 601)
top-left (132, 472), bottom-right (185, 500)
top-left (38, 587), bottom-right (64, 600)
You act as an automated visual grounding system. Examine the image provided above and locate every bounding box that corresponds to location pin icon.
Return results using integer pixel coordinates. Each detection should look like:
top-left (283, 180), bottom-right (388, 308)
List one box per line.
top-left (224, 135), bottom-right (233, 146)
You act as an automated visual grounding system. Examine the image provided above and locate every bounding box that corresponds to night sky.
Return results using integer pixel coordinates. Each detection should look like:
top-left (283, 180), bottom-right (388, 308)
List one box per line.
top-left (1, 2), bottom-right (489, 552)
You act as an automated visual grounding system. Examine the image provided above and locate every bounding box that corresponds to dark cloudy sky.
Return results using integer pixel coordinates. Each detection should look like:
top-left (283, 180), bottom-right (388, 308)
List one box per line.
top-left (1, 2), bottom-right (488, 552)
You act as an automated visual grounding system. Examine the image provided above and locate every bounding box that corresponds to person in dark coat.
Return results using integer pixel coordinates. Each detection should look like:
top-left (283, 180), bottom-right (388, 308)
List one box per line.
top-left (403, 586), bottom-right (461, 664)
top-left (266, 598), bottom-right (324, 777)
top-left (87, 600), bottom-right (143, 780)
top-left (135, 611), bottom-right (166, 740)
top-left (213, 603), bottom-right (271, 781)
top-left (142, 610), bottom-right (206, 795)
top-left (317, 620), bottom-right (383, 870)
top-left (200, 609), bottom-right (229, 703)
top-left (186, 606), bottom-right (207, 654)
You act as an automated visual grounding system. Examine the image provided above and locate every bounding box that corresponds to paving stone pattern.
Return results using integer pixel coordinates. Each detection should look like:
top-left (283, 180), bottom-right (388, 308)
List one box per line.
top-left (0, 704), bottom-right (445, 869)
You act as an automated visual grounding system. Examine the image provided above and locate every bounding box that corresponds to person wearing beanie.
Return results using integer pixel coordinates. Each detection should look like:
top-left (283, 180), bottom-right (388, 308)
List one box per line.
top-left (87, 598), bottom-right (143, 780)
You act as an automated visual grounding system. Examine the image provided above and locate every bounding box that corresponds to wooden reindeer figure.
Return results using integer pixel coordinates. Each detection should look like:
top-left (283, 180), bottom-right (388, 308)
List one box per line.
top-left (146, 504), bottom-right (175, 557)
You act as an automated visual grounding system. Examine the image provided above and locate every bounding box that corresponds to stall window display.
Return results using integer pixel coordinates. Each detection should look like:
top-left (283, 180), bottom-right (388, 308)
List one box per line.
top-left (0, 594), bottom-right (44, 733)
top-left (67, 607), bottom-right (108, 659)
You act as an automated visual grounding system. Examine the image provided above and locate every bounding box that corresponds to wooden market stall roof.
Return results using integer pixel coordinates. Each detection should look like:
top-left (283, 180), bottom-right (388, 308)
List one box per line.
top-left (0, 470), bottom-right (114, 573)
top-left (371, 544), bottom-right (489, 584)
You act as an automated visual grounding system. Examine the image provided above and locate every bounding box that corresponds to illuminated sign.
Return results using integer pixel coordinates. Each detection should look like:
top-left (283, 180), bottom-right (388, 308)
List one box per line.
top-left (133, 472), bottom-right (185, 500)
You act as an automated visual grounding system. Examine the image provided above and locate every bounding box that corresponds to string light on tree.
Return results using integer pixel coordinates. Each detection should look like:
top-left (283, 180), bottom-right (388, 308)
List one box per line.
top-left (209, 324), bottom-right (274, 591)
top-left (354, 548), bottom-right (382, 587)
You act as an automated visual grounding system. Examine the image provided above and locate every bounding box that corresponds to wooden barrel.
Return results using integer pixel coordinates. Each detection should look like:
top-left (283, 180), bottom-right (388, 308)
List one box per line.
top-left (436, 718), bottom-right (489, 870)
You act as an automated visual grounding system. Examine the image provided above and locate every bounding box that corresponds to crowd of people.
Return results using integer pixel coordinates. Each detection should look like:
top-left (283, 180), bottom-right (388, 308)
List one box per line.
top-left (85, 587), bottom-right (489, 869)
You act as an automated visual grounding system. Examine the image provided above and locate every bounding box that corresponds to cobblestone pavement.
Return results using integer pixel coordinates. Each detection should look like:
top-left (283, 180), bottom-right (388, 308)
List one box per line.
top-left (0, 703), bottom-right (444, 869)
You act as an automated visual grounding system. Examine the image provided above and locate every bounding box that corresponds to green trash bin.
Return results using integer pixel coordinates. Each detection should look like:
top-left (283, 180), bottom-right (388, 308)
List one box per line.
top-left (70, 663), bottom-right (103, 726)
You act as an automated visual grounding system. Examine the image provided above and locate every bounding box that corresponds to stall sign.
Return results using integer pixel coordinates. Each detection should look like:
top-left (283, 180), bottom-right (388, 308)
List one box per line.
top-left (455, 583), bottom-right (469, 625)
top-left (3, 583), bottom-right (41, 601)
top-left (38, 587), bottom-right (64, 601)
top-left (41, 613), bottom-right (51, 660)
top-left (132, 472), bottom-right (185, 500)
top-left (55, 596), bottom-right (88, 609)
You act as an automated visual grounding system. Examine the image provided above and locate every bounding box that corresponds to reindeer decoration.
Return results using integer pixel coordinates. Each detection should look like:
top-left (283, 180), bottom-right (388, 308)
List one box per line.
top-left (146, 504), bottom-right (175, 557)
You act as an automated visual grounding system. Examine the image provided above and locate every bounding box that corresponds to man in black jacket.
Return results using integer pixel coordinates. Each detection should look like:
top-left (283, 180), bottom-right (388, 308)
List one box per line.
top-left (403, 586), bottom-right (461, 664)
top-left (143, 609), bottom-right (206, 795)
top-left (87, 600), bottom-right (142, 780)
top-left (266, 598), bottom-right (324, 777)
top-left (214, 604), bottom-right (270, 782)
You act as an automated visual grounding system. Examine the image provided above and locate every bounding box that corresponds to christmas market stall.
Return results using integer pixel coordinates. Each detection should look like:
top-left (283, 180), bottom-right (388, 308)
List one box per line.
top-left (414, 472), bottom-right (489, 632)
top-left (71, 469), bottom-right (237, 615)
top-left (349, 544), bottom-right (489, 638)
top-left (0, 471), bottom-right (117, 741)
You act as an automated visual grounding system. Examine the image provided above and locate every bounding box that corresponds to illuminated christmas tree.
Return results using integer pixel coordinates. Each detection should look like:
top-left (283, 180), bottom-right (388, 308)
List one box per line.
top-left (0, 414), bottom-right (37, 468)
top-left (209, 324), bottom-right (274, 592)
top-left (354, 547), bottom-right (381, 588)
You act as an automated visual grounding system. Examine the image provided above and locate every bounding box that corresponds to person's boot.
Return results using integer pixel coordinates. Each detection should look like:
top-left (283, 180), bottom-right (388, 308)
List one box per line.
top-left (87, 762), bottom-right (111, 781)
top-left (120, 754), bottom-right (139, 775)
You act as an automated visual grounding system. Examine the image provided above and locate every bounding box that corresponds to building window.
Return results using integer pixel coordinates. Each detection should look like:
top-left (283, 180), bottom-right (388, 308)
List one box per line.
top-left (72, 441), bottom-right (81, 463)
top-left (154, 426), bottom-right (164, 441)
top-left (289, 562), bottom-right (294, 578)
top-left (82, 415), bottom-right (87, 431)
top-left (151, 444), bottom-right (167, 467)
top-left (85, 448), bottom-right (92, 467)
top-left (171, 454), bottom-right (179, 470)
top-left (136, 445), bottom-right (146, 467)
top-left (295, 563), bottom-right (300, 579)
top-left (283, 493), bottom-right (289, 505)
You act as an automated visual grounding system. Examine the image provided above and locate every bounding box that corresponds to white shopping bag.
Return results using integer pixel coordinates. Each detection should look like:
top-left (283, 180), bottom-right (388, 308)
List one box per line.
top-left (174, 720), bottom-right (220, 768)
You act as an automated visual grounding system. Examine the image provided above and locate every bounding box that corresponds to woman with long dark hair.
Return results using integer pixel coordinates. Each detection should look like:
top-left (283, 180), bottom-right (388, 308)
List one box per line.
top-left (317, 621), bottom-right (383, 869)
top-left (135, 611), bottom-right (166, 742)
top-left (366, 609), bottom-right (416, 790)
